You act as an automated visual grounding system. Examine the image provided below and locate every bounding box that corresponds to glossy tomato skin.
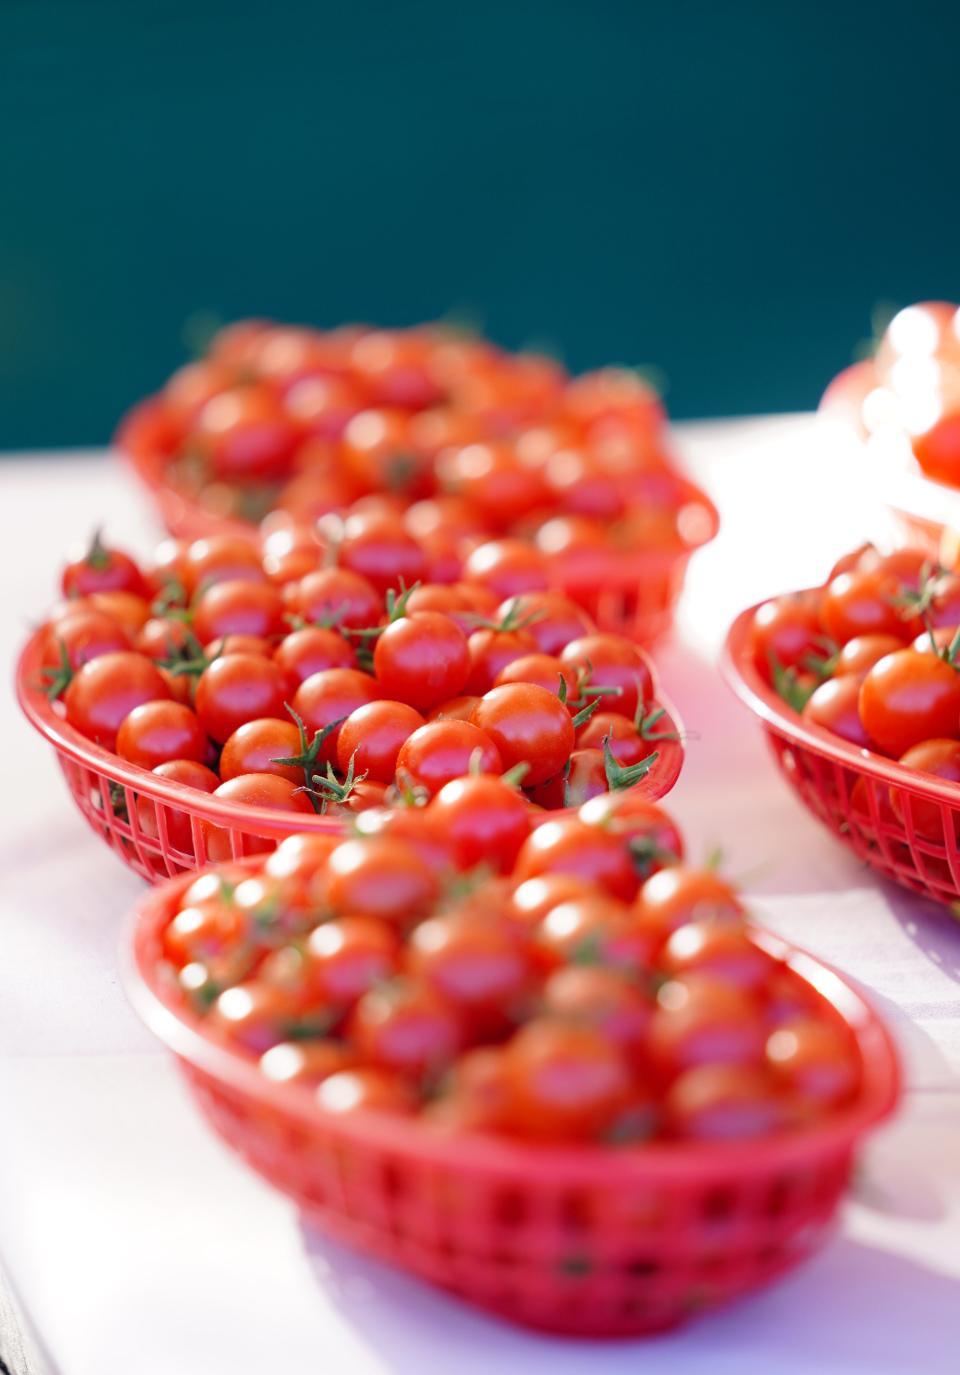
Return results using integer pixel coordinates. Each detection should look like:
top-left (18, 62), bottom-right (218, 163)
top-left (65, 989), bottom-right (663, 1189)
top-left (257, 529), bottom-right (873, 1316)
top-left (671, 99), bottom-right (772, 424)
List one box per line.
top-left (192, 579), bottom-right (285, 644)
top-left (395, 720), bottom-right (502, 795)
top-left (634, 866), bottom-right (744, 946)
top-left (116, 700), bottom-right (209, 769)
top-left (802, 674), bottom-right (873, 747)
top-left (427, 694), bottom-right (482, 723)
top-left (577, 712), bottom-right (653, 764)
top-left (578, 792), bottom-right (684, 878)
top-left (472, 683), bottom-right (575, 785)
top-left (858, 650), bottom-right (960, 756)
top-left (336, 700), bottom-right (425, 783)
top-left (219, 718), bottom-right (304, 785)
top-left (560, 635), bottom-right (654, 719)
top-left (647, 975), bottom-right (767, 1078)
top-left (260, 1041), bottom-right (358, 1087)
top-left (336, 510), bottom-right (428, 595)
top-left (373, 612), bottom-right (469, 710)
top-left (750, 593), bottom-right (824, 675)
top-left (766, 1017), bottom-right (860, 1110)
top-left (514, 817), bottom-right (640, 901)
top-left (349, 981), bottom-right (463, 1078)
top-left (408, 907), bottom-right (532, 1019)
top-left (835, 634), bottom-right (904, 676)
top-left (62, 540), bottom-right (147, 600)
top-left (436, 441), bottom-right (549, 529)
top-left (64, 652), bottom-right (171, 749)
top-left (535, 894), bottom-right (656, 974)
top-left (193, 384), bottom-right (299, 482)
top-left (136, 758), bottom-right (220, 852)
top-left (201, 774), bottom-right (314, 862)
top-left (43, 608), bottom-right (131, 674)
top-left (465, 627), bottom-right (538, 694)
top-left (493, 653), bottom-right (577, 701)
top-left (303, 917), bottom-right (400, 1006)
top-left (295, 567), bottom-right (382, 631)
top-left (291, 669), bottom-right (380, 762)
top-left (324, 838), bottom-right (438, 925)
top-left (273, 627), bottom-right (357, 684)
top-left (891, 738), bottom-right (960, 840)
top-left (664, 1065), bottom-right (788, 1141)
top-left (195, 654), bottom-right (289, 744)
top-left (316, 1067), bottom-right (417, 1115)
top-left (501, 1018), bottom-right (633, 1141)
top-left (819, 569), bottom-right (914, 644)
top-left (427, 775), bottom-right (532, 872)
top-left (541, 966), bottom-right (653, 1059)
top-left (463, 538), bottom-right (549, 600)
top-left (659, 922), bottom-right (776, 992)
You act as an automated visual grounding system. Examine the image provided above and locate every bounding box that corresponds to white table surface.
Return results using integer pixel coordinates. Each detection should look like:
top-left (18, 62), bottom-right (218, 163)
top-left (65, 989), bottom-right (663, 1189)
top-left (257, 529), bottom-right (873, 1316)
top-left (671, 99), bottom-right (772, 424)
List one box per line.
top-left (1, 416), bottom-right (959, 1374)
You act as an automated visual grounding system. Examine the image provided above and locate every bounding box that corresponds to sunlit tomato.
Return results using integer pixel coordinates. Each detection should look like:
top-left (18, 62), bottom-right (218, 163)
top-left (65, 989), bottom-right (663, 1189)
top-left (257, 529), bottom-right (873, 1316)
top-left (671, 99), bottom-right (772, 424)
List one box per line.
top-left (408, 907), bottom-right (531, 1016)
top-left (334, 508), bottom-right (428, 594)
top-left (463, 538), bottom-right (549, 599)
top-left (891, 738), bottom-right (960, 840)
top-left (273, 626), bottom-right (357, 684)
top-left (820, 568), bottom-right (918, 644)
top-left (285, 374), bottom-right (367, 441)
top-left (325, 838), bottom-right (438, 925)
top-left (316, 1067), bottom-right (417, 1115)
top-left (802, 674), bottom-right (872, 746)
top-left (493, 652), bottom-right (577, 701)
top-left (260, 1040), bottom-right (357, 1087)
top-left (336, 699), bottom-right (425, 783)
top-left (203, 634), bottom-right (273, 659)
top-left (64, 651), bottom-right (171, 749)
top-left (665, 1065), bottom-right (788, 1140)
top-left (183, 534), bottom-right (264, 594)
top-left (436, 441), bottom-right (549, 528)
top-left (400, 583), bottom-right (480, 637)
top-left (426, 1047), bottom-right (511, 1132)
top-left (338, 407), bottom-right (432, 497)
top-left (560, 635), bottom-right (654, 719)
top-left (578, 792), bottom-right (684, 878)
top-left (135, 616), bottom-right (193, 661)
top-left (351, 328), bottom-right (446, 410)
top-left (514, 817), bottom-right (640, 900)
top-left (505, 873), bottom-right (596, 929)
top-left (350, 980), bottom-right (463, 1077)
top-left (427, 775), bottom-right (532, 872)
top-left (536, 893), bottom-right (655, 975)
top-left (62, 535), bottom-right (147, 600)
top-left (136, 758), bottom-right (220, 853)
top-left (195, 654), bottom-right (289, 743)
top-left (750, 592), bottom-right (825, 674)
top-left (291, 668), bottom-right (380, 763)
top-left (352, 804), bottom-right (453, 875)
top-left (858, 650), bottom-right (960, 756)
top-left (264, 833), bottom-right (342, 906)
top-left (465, 625), bottom-right (539, 694)
top-left (43, 609), bottom-right (131, 681)
top-left (766, 1018), bottom-right (860, 1109)
top-left (295, 567), bottom-right (381, 630)
top-left (912, 413), bottom-right (960, 487)
top-left (659, 922), bottom-right (776, 992)
top-left (192, 384), bottom-right (299, 482)
top-left (493, 591), bottom-right (596, 656)
top-left (209, 980), bottom-right (304, 1054)
top-left (534, 514), bottom-right (610, 585)
top-left (472, 683), bottom-right (575, 784)
top-left (648, 975), bottom-right (767, 1077)
top-left (164, 358), bottom-right (236, 428)
top-left (373, 612), bottom-right (469, 710)
top-left (115, 699), bottom-right (208, 769)
top-left (577, 711), bottom-right (654, 765)
top-left (634, 866), bottom-right (744, 944)
top-left (162, 887), bottom-right (249, 969)
top-left (201, 774), bottom-right (314, 862)
top-left (259, 523), bottom-right (323, 585)
top-left (427, 695), bottom-right (482, 723)
top-left (192, 579), bottom-right (285, 644)
top-left (302, 916), bottom-right (400, 1005)
top-left (219, 718), bottom-right (305, 785)
top-left (541, 966), bottom-right (653, 1059)
top-left (86, 591), bottom-right (152, 638)
top-left (834, 634), bottom-right (905, 676)
top-left (395, 720), bottom-right (502, 795)
top-left (501, 1018), bottom-right (632, 1140)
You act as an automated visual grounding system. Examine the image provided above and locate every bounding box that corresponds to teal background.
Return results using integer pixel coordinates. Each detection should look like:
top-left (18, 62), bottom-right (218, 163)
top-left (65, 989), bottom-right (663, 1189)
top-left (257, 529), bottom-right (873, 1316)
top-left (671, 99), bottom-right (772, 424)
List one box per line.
top-left (2, 0), bottom-right (959, 448)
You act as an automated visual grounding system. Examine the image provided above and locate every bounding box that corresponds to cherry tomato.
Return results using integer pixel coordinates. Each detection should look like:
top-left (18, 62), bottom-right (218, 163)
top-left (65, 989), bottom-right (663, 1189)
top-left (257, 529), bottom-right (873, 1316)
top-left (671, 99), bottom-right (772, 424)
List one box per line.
top-left (291, 668), bottom-right (380, 763)
top-left (766, 1018), bottom-right (860, 1109)
top-left (514, 817), bottom-right (640, 900)
top-left (834, 634), bottom-right (904, 676)
top-left (891, 738), bottom-right (960, 840)
top-left (466, 626), bottom-right (539, 694)
top-left (219, 718), bottom-right (305, 785)
top-left (316, 1067), bottom-right (417, 1115)
top-left (634, 866), bottom-right (744, 945)
top-left (647, 975), bottom-right (766, 1076)
top-left (324, 838), bottom-right (438, 925)
top-left (193, 384), bottom-right (299, 482)
top-left (820, 568), bottom-right (915, 644)
top-left (494, 591), bottom-right (596, 656)
top-left (350, 980), bottom-right (462, 1077)
top-left (560, 635), bottom-right (654, 719)
top-left (750, 592), bottom-right (824, 675)
top-left (493, 652), bottom-right (577, 700)
top-left (209, 980), bottom-right (303, 1053)
top-left (274, 626), bottom-right (357, 685)
top-left (437, 442), bottom-right (549, 528)
top-left (536, 893), bottom-right (655, 975)
top-left (408, 908), bottom-right (531, 1016)
top-left (264, 833), bottom-right (343, 907)
top-left (427, 775), bottom-right (532, 872)
top-left (352, 804), bottom-right (453, 874)
top-left (192, 579), bottom-right (285, 643)
top-left (335, 509), bottom-right (428, 595)
top-left (802, 674), bottom-right (872, 746)
top-left (578, 792), bottom-right (684, 878)
top-left (203, 634), bottom-right (273, 659)
top-left (395, 720), bottom-right (502, 795)
top-left (659, 922), bottom-right (776, 992)
top-left (858, 649), bottom-right (960, 756)
top-left (285, 374), bottom-right (367, 441)
top-left (163, 358), bottom-right (234, 425)
top-left (42, 609), bottom-right (130, 681)
top-left (577, 711), bottom-right (654, 764)
top-left (183, 534), bottom-right (264, 594)
top-left (665, 1065), bottom-right (788, 1140)
top-left (304, 917), bottom-right (400, 1005)
top-left (506, 873), bottom-right (595, 928)
top-left (87, 591), bottom-right (152, 638)
top-left (116, 699), bottom-right (208, 769)
top-left (62, 534), bottom-right (146, 600)
top-left (912, 413), bottom-right (960, 487)
top-left (135, 616), bottom-right (194, 661)
top-left (501, 1019), bottom-right (632, 1140)
top-left (472, 683), bottom-right (575, 784)
top-left (426, 1047), bottom-right (511, 1132)
top-left (64, 652), bottom-right (171, 749)
top-left (162, 888), bottom-right (250, 968)
top-left (373, 612), bottom-right (469, 710)
top-left (427, 695), bottom-right (482, 722)
top-left (201, 774), bottom-right (314, 862)
top-left (195, 654), bottom-right (289, 744)
top-left (336, 699), bottom-right (425, 783)
top-left (260, 1040), bottom-right (357, 1086)
top-left (136, 758), bottom-right (220, 853)
top-left (541, 966), bottom-right (652, 1059)
top-left (463, 538), bottom-right (549, 599)
top-left (338, 408), bottom-right (431, 497)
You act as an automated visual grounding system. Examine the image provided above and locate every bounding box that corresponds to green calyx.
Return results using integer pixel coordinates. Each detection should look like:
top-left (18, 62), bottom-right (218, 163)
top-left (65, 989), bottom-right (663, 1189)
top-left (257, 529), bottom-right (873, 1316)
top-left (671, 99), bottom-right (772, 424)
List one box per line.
top-left (272, 705), bottom-right (347, 814)
top-left (601, 736), bottom-right (659, 792)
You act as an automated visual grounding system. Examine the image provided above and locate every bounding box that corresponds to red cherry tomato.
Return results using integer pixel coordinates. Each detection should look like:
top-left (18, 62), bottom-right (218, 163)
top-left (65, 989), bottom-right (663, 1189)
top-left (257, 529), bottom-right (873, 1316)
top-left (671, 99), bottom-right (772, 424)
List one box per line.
top-left (665, 1064), bottom-right (788, 1140)
top-left (463, 538), bottom-right (549, 599)
top-left (834, 633), bottom-right (904, 676)
top-left (766, 1018), bottom-right (860, 1109)
top-left (193, 384), bottom-right (299, 482)
top-left (336, 700), bottom-right (425, 783)
top-left (802, 674), bottom-right (873, 746)
top-left (514, 817), bottom-right (640, 900)
top-left (335, 509), bottom-right (428, 595)
top-left (536, 893), bottom-right (655, 974)
top-left (648, 975), bottom-right (767, 1077)
top-left (659, 922), bottom-right (776, 992)
top-left (116, 699), bottom-right (208, 769)
top-left (62, 535), bottom-right (147, 600)
top-left (858, 649), bottom-right (960, 756)
top-left (183, 534), bottom-right (264, 594)
top-left (427, 775), bottom-right (532, 872)
top-left (260, 1041), bottom-right (358, 1087)
top-left (273, 626), bottom-right (357, 685)
top-left (634, 866), bottom-right (744, 944)
top-left (316, 1067), bottom-right (417, 1115)
top-left (750, 592), bottom-right (824, 675)
top-left (219, 718), bottom-right (305, 785)
top-left (64, 652), bottom-right (172, 749)
top-left (195, 654), bottom-right (289, 744)
top-left (541, 965), bottom-right (652, 1059)
top-left (373, 612), bottom-right (469, 710)
top-left (820, 568), bottom-right (916, 644)
top-left (437, 442), bottom-right (549, 528)
top-left (472, 683), bottom-right (575, 784)
top-left (465, 626), bottom-right (538, 694)
top-left (408, 907), bottom-right (531, 1016)
top-left (42, 609), bottom-right (131, 682)
top-left (493, 652), bottom-right (577, 700)
top-left (291, 668), bottom-right (380, 763)
top-left (395, 720), bottom-right (502, 795)
top-left (501, 1018), bottom-right (632, 1140)
top-left (560, 635), bottom-right (654, 719)
top-left (201, 774), bottom-right (314, 862)
top-left (295, 567), bottom-right (381, 630)
top-left (350, 981), bottom-right (462, 1077)
top-left (192, 579), bottom-right (285, 644)
top-left (427, 694), bottom-right (482, 722)
top-left (136, 758), bottom-right (220, 853)
top-left (325, 838), bottom-right (438, 925)
top-left (304, 917), bottom-right (400, 1005)
top-left (891, 738), bottom-right (960, 840)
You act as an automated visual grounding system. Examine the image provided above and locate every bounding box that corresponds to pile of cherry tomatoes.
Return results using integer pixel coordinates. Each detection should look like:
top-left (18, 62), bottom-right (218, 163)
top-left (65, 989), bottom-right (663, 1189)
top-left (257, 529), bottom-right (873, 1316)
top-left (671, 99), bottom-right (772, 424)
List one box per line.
top-left (40, 522), bottom-right (678, 853)
top-left (118, 319), bottom-right (707, 574)
top-left (752, 540), bottom-right (960, 834)
top-left (159, 804), bottom-right (862, 1144)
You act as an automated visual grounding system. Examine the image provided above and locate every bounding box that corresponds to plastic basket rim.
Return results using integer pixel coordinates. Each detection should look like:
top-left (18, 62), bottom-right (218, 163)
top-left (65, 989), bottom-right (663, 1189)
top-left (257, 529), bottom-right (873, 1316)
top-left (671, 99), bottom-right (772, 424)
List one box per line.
top-left (116, 396), bottom-right (722, 563)
top-left (723, 598), bottom-right (960, 806)
top-left (121, 858), bottom-right (901, 1187)
top-left (16, 628), bottom-right (685, 837)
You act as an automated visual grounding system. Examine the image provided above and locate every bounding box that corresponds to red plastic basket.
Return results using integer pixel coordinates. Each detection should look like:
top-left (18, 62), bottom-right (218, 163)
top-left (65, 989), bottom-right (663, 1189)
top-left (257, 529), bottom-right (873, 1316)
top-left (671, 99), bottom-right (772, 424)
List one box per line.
top-left (16, 628), bottom-right (684, 885)
top-left (724, 600), bottom-right (960, 907)
top-left (118, 399), bottom-right (719, 645)
top-left (124, 862), bottom-right (900, 1337)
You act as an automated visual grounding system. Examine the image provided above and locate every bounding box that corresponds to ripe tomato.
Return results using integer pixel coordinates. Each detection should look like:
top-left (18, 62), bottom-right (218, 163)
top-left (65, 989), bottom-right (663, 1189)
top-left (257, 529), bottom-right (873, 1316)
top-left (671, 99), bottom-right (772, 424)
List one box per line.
top-left (209, 980), bottom-right (302, 1053)
top-left (493, 591), bottom-right (596, 656)
top-left (116, 699), bottom-right (208, 769)
top-left (291, 668), bottom-right (381, 763)
top-left (577, 711), bottom-right (654, 764)
top-left (541, 966), bottom-right (652, 1059)
top-left (351, 329), bottom-right (446, 410)
top-left (665, 1065), bottom-right (787, 1140)
top-left (560, 635), bottom-right (654, 719)
top-left (264, 833), bottom-right (343, 906)
top-left (659, 922), bottom-right (776, 992)
top-left (285, 374), bottom-right (367, 441)
top-left (335, 509), bottom-right (428, 594)
top-left (802, 674), bottom-right (873, 746)
top-left (202, 774), bottom-right (314, 861)
top-left (472, 683), bottom-right (575, 784)
top-left (835, 633), bottom-right (904, 676)
top-left (260, 1041), bottom-right (357, 1086)
top-left (304, 917), bottom-right (400, 1005)
top-left (350, 981), bottom-right (462, 1077)
top-left (766, 1018), bottom-right (860, 1109)
top-left (324, 838), bottom-right (438, 925)
top-left (536, 894), bottom-right (655, 973)
top-left (192, 579), bottom-right (285, 643)
top-left (64, 652), bottom-right (171, 748)
top-left (402, 583), bottom-right (483, 636)
top-left (501, 1019), bottom-right (632, 1140)
top-left (514, 817), bottom-right (640, 900)
top-left (395, 720), bottom-right (502, 795)
top-left (408, 908), bottom-right (531, 1015)
top-left (62, 534), bottom-right (146, 599)
top-left (820, 569), bottom-right (915, 644)
top-left (274, 626), bottom-right (357, 683)
top-left (466, 625), bottom-right (538, 694)
top-left (295, 567), bottom-right (381, 630)
top-left (162, 887), bottom-right (249, 968)
top-left (195, 654), bottom-right (289, 744)
top-left (912, 413), bottom-right (960, 487)
top-left (436, 441), bottom-right (549, 528)
top-left (86, 591), bottom-right (152, 638)
top-left (135, 616), bottom-right (194, 661)
top-left (858, 649), bottom-right (960, 756)
top-left (219, 718), bottom-right (305, 785)
top-left (183, 534), bottom-right (264, 594)
top-left (427, 1047), bottom-right (510, 1132)
top-left (163, 358), bottom-right (234, 424)
top-left (373, 612), bottom-right (469, 710)
top-left (42, 609), bottom-right (131, 684)
top-left (427, 694), bottom-right (482, 722)
top-left (506, 873), bottom-right (596, 928)
top-left (193, 384), bottom-right (299, 482)
top-left (493, 652), bottom-right (577, 700)
top-left (427, 775), bottom-right (532, 872)
top-left (891, 738), bottom-right (960, 840)
top-left (635, 866), bottom-right (744, 944)
top-left (336, 700), bottom-right (425, 783)
top-left (316, 1067), bottom-right (416, 1115)
top-left (648, 976), bottom-right (767, 1076)
top-left (463, 538), bottom-right (549, 599)
top-left (352, 804), bottom-right (453, 874)
top-left (136, 758), bottom-right (220, 852)
top-left (578, 792), bottom-right (684, 877)
top-left (338, 408), bottom-right (431, 497)
top-left (750, 592), bottom-right (824, 674)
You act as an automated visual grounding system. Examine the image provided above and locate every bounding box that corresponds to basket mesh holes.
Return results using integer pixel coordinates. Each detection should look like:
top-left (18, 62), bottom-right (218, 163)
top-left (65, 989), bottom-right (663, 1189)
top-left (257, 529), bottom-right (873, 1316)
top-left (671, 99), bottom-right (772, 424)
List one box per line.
top-left (623, 1256), bottom-right (662, 1279)
top-left (557, 1190), bottom-right (592, 1234)
top-left (491, 1188), bottom-right (528, 1228)
top-left (763, 1176), bottom-right (794, 1220)
top-left (700, 1186), bottom-right (737, 1225)
top-left (381, 1158), bottom-right (406, 1201)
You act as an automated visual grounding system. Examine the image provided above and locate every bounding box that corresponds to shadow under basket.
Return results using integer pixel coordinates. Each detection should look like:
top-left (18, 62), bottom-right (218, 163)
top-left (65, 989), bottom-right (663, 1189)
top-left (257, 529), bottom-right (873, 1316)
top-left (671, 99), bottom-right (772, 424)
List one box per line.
top-left (724, 602), bottom-right (960, 909)
top-left (16, 629), bottom-right (684, 885)
top-left (125, 865), bottom-right (900, 1337)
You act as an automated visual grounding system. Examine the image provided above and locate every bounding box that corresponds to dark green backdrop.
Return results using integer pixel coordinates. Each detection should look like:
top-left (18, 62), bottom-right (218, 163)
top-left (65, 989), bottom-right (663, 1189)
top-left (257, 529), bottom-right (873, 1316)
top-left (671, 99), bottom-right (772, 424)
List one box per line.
top-left (2, 0), bottom-right (958, 448)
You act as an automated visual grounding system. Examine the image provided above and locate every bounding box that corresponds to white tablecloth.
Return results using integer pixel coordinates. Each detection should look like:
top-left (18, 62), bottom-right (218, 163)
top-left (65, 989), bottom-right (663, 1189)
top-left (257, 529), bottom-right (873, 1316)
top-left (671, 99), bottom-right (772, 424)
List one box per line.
top-left (1, 416), bottom-right (958, 1374)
